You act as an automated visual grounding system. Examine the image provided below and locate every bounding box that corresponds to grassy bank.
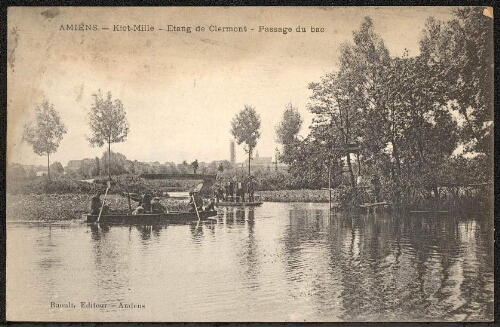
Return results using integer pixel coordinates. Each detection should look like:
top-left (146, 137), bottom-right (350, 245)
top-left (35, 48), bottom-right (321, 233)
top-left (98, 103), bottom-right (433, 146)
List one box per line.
top-left (7, 174), bottom-right (200, 195)
top-left (258, 189), bottom-right (335, 203)
top-left (7, 194), bottom-right (192, 221)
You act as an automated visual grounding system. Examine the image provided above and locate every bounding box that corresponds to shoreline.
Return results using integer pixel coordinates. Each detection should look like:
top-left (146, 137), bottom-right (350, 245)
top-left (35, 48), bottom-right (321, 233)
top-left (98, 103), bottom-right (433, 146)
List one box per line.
top-left (7, 190), bottom-right (490, 221)
top-left (6, 191), bottom-right (334, 221)
top-left (258, 189), bottom-right (333, 203)
top-left (6, 193), bottom-right (191, 221)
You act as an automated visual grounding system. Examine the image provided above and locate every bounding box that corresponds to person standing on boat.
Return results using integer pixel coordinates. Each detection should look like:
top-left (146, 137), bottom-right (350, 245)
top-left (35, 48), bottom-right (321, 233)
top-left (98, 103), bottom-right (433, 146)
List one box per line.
top-left (90, 191), bottom-right (102, 214)
top-left (247, 177), bottom-right (255, 202)
top-left (189, 191), bottom-right (203, 212)
top-left (218, 184), bottom-right (225, 202)
top-left (214, 183), bottom-right (224, 203)
top-left (142, 191), bottom-right (152, 213)
top-left (216, 162), bottom-right (224, 179)
top-left (226, 181), bottom-right (234, 201)
top-left (237, 180), bottom-right (245, 202)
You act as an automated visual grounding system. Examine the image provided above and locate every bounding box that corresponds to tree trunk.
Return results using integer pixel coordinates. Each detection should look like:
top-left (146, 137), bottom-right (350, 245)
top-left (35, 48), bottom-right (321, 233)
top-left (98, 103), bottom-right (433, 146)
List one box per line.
top-left (248, 148), bottom-right (251, 175)
top-left (47, 153), bottom-right (50, 181)
top-left (356, 151), bottom-right (361, 175)
top-left (346, 154), bottom-right (356, 188)
top-left (108, 138), bottom-right (111, 180)
top-left (432, 185), bottom-right (440, 211)
top-left (391, 140), bottom-right (402, 180)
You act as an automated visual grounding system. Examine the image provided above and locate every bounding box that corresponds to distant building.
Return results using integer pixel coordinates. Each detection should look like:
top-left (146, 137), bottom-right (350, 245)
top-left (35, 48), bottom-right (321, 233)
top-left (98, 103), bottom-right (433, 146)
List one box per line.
top-left (35, 171), bottom-right (47, 177)
top-left (253, 151), bottom-right (272, 166)
top-left (240, 151), bottom-right (288, 173)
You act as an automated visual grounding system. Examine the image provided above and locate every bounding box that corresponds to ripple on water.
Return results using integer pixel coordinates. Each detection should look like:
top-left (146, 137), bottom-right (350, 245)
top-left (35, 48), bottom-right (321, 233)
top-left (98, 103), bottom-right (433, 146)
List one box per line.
top-left (6, 203), bottom-right (494, 322)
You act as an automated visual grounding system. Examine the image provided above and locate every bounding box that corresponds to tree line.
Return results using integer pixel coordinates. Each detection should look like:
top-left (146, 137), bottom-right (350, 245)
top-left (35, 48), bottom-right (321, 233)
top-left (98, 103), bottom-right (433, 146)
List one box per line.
top-left (275, 8), bottom-right (492, 206)
top-left (22, 90), bottom-right (265, 181)
top-left (23, 90), bottom-right (130, 181)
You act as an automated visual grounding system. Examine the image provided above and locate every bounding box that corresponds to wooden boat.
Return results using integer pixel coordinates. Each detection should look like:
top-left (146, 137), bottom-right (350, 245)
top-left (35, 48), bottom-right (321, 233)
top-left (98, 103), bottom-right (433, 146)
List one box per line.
top-left (84, 210), bottom-right (218, 224)
top-left (216, 201), bottom-right (263, 207)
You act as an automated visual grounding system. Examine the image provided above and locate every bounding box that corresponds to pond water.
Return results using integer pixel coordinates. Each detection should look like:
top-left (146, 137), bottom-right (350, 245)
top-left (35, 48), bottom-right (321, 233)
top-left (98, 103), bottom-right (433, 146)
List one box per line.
top-left (7, 202), bottom-right (493, 322)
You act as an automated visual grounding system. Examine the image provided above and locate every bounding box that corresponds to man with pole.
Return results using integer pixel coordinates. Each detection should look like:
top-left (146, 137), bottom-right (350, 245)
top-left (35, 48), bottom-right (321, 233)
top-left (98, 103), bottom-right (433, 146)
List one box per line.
top-left (96, 180), bottom-right (111, 223)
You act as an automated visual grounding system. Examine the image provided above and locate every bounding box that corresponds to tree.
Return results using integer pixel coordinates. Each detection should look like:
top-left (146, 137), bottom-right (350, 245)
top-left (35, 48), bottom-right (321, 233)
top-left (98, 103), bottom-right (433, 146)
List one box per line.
top-left (309, 71), bottom-right (365, 188)
top-left (87, 90), bottom-right (130, 180)
top-left (23, 99), bottom-right (67, 181)
top-left (386, 55), bottom-right (459, 202)
top-left (276, 103), bottom-right (302, 145)
top-left (101, 151), bottom-right (129, 176)
top-left (177, 160), bottom-right (190, 174)
top-left (50, 161), bottom-right (64, 175)
top-left (336, 17), bottom-right (390, 184)
top-left (276, 103), bottom-right (302, 165)
top-left (419, 7), bottom-right (493, 157)
top-left (231, 105), bottom-right (261, 175)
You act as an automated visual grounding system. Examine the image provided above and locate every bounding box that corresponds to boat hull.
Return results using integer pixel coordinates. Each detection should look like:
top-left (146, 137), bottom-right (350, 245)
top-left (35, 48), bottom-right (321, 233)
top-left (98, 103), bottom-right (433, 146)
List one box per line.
top-left (216, 201), bottom-right (263, 207)
top-left (84, 210), bottom-right (217, 224)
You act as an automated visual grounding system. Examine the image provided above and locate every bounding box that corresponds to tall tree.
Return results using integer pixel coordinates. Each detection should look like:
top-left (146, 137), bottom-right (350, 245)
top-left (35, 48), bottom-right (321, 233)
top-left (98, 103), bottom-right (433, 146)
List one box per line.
top-left (87, 90), bottom-right (130, 180)
top-left (309, 71), bottom-right (364, 188)
top-left (276, 103), bottom-right (302, 165)
top-left (23, 99), bottom-right (67, 181)
top-left (337, 17), bottom-right (391, 180)
top-left (231, 105), bottom-right (261, 175)
top-left (419, 7), bottom-right (493, 157)
top-left (387, 55), bottom-right (459, 201)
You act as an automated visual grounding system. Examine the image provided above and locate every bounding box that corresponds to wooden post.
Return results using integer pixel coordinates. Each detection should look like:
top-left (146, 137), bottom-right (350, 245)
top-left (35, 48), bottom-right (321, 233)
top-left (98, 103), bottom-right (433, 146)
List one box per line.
top-left (127, 192), bottom-right (132, 214)
top-left (328, 165), bottom-right (332, 212)
top-left (97, 181), bottom-right (111, 224)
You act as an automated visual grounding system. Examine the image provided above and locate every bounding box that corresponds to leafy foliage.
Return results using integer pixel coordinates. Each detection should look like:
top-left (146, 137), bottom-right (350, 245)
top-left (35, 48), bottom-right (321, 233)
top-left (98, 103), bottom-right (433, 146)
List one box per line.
top-left (276, 103), bottom-right (302, 146)
top-left (230, 105), bottom-right (261, 173)
top-left (50, 161), bottom-right (64, 174)
top-left (87, 90), bottom-right (130, 178)
top-left (419, 7), bottom-right (493, 156)
top-left (87, 90), bottom-right (129, 147)
top-left (23, 99), bottom-right (67, 180)
top-left (276, 103), bottom-right (304, 168)
top-left (277, 11), bottom-right (490, 209)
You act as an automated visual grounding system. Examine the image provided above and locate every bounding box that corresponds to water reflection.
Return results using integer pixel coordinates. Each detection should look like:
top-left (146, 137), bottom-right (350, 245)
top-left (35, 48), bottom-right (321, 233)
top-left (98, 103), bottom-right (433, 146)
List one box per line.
top-left (189, 223), bottom-right (204, 242)
top-left (136, 224), bottom-right (163, 241)
top-left (241, 209), bottom-right (259, 289)
top-left (6, 203), bottom-right (493, 322)
top-left (281, 208), bottom-right (493, 321)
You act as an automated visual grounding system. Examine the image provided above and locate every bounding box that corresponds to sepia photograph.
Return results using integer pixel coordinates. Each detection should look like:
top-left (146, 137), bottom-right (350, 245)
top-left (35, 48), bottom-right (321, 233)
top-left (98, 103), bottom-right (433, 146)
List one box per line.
top-left (6, 6), bottom-right (494, 322)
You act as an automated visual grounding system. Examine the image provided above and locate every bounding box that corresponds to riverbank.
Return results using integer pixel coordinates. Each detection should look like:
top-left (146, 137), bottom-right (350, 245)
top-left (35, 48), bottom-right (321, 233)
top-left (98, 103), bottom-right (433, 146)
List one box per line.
top-left (6, 190), bottom-right (334, 221)
top-left (6, 194), bottom-right (191, 221)
top-left (259, 189), bottom-right (335, 203)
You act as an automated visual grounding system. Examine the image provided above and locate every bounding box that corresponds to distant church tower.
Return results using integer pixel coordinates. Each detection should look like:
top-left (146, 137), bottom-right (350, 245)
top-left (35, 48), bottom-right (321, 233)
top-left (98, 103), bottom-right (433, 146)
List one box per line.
top-left (230, 140), bottom-right (236, 165)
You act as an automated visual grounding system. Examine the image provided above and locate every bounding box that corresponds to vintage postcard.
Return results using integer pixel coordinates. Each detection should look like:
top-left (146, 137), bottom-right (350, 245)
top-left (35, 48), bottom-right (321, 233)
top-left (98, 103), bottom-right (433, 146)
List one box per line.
top-left (6, 6), bottom-right (494, 322)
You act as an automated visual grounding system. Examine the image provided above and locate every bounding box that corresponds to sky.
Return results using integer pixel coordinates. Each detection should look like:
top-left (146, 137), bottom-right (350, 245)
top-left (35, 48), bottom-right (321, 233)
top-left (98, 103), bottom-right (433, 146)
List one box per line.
top-left (7, 6), bottom-right (456, 167)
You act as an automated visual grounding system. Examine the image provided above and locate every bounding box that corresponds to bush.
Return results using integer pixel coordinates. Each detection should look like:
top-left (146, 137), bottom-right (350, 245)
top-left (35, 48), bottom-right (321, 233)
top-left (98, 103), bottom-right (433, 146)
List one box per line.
top-left (6, 174), bottom-right (202, 195)
top-left (7, 175), bottom-right (97, 195)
